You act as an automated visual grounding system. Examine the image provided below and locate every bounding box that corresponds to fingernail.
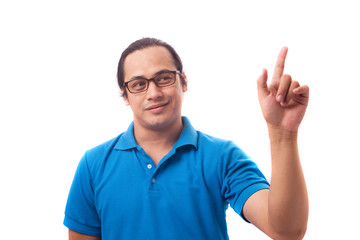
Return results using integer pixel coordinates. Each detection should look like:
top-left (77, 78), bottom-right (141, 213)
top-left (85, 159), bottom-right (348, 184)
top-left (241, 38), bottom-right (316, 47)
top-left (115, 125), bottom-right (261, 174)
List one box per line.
top-left (281, 101), bottom-right (287, 106)
top-left (276, 95), bottom-right (282, 102)
top-left (281, 47), bottom-right (288, 57)
top-left (261, 68), bottom-right (267, 76)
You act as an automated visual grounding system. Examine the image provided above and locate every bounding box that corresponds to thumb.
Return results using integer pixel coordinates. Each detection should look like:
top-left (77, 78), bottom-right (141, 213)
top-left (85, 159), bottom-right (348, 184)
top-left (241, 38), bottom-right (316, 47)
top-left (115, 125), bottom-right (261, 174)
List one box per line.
top-left (257, 68), bottom-right (270, 99)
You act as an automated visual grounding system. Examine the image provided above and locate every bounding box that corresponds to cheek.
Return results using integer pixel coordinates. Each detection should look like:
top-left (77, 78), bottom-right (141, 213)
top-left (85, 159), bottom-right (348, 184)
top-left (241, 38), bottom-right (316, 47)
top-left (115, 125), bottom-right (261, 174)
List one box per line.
top-left (125, 96), bottom-right (142, 111)
top-left (172, 90), bottom-right (184, 106)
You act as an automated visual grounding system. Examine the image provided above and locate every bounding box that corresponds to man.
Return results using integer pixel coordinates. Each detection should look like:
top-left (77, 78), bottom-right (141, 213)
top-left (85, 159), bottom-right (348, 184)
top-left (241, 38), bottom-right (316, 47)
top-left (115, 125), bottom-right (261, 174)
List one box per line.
top-left (64, 38), bottom-right (309, 240)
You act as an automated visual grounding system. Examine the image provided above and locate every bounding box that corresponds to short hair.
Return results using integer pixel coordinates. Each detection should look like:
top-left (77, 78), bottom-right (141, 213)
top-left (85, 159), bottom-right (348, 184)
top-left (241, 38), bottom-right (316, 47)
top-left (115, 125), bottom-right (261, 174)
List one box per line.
top-left (117, 37), bottom-right (185, 99)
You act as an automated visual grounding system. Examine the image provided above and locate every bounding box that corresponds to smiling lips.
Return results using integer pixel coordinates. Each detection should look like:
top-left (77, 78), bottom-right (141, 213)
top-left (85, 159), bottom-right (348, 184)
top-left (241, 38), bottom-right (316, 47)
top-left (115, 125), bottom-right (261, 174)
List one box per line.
top-left (145, 102), bottom-right (169, 113)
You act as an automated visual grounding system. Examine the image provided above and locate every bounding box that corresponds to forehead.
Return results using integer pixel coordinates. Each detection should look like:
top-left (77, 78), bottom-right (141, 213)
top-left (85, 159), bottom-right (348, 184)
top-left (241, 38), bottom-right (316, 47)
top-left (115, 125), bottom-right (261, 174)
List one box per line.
top-left (124, 46), bottom-right (175, 80)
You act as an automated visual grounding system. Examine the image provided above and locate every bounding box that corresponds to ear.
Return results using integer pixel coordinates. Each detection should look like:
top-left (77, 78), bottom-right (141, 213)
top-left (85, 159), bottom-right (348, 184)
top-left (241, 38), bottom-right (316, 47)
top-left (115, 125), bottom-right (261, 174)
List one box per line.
top-left (122, 90), bottom-right (130, 106)
top-left (123, 95), bottom-right (131, 106)
top-left (181, 71), bottom-right (188, 92)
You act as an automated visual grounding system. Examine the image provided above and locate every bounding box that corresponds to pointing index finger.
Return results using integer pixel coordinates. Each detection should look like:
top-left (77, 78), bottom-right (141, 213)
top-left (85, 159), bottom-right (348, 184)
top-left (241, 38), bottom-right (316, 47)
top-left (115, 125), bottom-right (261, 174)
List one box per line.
top-left (272, 46), bottom-right (288, 84)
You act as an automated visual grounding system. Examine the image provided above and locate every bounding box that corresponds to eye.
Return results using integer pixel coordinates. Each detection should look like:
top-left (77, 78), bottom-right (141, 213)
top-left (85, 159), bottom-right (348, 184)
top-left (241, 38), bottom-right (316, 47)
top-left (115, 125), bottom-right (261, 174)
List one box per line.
top-left (158, 77), bottom-right (170, 83)
top-left (156, 73), bottom-right (174, 85)
top-left (129, 79), bottom-right (147, 89)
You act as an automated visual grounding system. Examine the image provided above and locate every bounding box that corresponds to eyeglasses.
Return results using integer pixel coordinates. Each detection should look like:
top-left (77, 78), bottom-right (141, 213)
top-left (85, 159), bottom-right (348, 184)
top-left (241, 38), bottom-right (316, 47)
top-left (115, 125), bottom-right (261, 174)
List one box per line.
top-left (123, 70), bottom-right (181, 94)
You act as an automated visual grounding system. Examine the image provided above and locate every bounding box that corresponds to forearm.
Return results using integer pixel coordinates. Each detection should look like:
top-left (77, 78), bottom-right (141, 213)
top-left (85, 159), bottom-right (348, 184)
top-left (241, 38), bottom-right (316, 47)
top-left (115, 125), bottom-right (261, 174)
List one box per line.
top-left (267, 127), bottom-right (309, 237)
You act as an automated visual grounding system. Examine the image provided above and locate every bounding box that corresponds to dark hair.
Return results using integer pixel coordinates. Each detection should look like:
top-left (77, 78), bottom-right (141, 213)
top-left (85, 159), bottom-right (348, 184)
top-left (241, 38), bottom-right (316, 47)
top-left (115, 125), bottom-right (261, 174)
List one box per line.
top-left (117, 37), bottom-right (185, 98)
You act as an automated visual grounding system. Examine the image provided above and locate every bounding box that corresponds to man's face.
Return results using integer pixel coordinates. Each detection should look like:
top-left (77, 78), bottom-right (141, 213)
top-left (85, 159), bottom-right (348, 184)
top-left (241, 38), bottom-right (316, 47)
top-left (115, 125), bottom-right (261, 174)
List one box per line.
top-left (123, 46), bottom-right (187, 131)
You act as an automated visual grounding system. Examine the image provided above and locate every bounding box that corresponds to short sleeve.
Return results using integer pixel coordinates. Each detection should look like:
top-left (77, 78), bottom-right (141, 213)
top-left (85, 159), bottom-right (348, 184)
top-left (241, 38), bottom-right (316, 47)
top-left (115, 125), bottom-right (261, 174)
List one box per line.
top-left (64, 152), bottom-right (101, 236)
top-left (219, 141), bottom-right (270, 222)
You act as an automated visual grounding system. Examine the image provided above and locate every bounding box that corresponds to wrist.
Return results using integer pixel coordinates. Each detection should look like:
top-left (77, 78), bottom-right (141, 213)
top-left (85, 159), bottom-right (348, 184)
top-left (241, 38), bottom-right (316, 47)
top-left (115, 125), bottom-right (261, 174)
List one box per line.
top-left (267, 125), bottom-right (298, 143)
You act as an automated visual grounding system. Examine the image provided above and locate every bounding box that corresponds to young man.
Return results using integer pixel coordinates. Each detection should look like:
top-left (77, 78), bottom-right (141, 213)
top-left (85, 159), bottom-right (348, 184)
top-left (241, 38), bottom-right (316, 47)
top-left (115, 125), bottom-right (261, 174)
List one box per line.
top-left (64, 38), bottom-right (309, 240)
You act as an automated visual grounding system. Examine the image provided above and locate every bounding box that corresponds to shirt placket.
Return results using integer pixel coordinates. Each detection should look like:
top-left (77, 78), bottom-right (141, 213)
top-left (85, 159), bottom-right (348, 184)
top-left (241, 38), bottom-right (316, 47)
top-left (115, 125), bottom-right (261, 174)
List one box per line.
top-left (135, 147), bottom-right (159, 195)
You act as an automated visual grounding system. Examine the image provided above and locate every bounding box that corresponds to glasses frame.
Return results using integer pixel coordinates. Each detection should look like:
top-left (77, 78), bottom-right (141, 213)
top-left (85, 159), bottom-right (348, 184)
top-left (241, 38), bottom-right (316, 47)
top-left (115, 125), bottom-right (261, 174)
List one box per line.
top-left (123, 70), bottom-right (181, 94)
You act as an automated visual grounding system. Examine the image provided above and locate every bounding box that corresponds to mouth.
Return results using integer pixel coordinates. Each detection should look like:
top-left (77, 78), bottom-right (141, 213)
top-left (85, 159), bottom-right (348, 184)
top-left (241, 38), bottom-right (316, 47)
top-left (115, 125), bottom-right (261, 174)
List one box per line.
top-left (145, 102), bottom-right (169, 112)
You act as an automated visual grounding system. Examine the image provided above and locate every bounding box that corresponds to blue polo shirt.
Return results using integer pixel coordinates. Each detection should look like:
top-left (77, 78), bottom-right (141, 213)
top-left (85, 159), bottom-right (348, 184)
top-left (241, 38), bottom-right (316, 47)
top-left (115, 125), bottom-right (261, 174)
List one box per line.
top-left (64, 117), bottom-right (269, 240)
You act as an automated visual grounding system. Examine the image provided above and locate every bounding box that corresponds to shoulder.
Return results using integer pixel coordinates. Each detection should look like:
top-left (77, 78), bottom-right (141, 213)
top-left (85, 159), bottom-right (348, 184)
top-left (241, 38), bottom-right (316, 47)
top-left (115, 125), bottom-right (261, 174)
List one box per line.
top-left (195, 131), bottom-right (251, 173)
top-left (87, 134), bottom-right (123, 156)
top-left (83, 133), bottom-right (124, 168)
top-left (197, 131), bottom-right (227, 146)
top-left (196, 131), bottom-right (246, 156)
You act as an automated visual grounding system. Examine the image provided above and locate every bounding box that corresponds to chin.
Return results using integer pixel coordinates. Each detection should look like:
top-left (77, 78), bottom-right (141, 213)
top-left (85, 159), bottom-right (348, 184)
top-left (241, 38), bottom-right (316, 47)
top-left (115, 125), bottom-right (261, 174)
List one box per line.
top-left (146, 119), bottom-right (172, 130)
top-left (145, 114), bottom-right (179, 130)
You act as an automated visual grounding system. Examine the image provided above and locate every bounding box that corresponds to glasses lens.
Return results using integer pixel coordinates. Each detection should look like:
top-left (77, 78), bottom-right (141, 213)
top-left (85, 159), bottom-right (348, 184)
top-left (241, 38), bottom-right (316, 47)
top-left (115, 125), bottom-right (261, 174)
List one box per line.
top-left (128, 79), bottom-right (148, 93)
top-left (154, 72), bottom-right (176, 87)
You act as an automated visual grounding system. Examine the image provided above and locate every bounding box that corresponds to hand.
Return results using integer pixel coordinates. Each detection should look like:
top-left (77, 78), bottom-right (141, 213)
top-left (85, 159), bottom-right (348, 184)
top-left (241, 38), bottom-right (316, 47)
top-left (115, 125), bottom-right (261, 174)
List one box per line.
top-left (257, 47), bottom-right (309, 133)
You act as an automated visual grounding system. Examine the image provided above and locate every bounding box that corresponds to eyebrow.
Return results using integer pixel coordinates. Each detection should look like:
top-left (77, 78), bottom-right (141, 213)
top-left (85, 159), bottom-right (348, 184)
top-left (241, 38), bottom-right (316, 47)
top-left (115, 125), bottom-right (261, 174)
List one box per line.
top-left (128, 69), bottom-right (175, 82)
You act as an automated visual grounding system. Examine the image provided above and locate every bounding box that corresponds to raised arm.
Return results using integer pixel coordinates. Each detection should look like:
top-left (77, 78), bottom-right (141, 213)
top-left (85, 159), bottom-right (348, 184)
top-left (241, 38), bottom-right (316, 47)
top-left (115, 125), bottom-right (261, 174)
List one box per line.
top-left (243, 47), bottom-right (309, 240)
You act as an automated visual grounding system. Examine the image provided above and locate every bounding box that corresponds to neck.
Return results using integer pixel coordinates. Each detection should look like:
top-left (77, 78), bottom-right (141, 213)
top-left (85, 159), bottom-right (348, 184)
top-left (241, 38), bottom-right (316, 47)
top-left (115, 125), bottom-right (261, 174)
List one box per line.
top-left (133, 117), bottom-right (184, 149)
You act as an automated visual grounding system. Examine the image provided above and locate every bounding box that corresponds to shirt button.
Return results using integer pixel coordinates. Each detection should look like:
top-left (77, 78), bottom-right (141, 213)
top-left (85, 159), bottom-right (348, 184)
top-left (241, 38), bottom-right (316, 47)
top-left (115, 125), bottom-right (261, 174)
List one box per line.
top-left (147, 164), bottom-right (152, 169)
top-left (151, 178), bottom-right (156, 183)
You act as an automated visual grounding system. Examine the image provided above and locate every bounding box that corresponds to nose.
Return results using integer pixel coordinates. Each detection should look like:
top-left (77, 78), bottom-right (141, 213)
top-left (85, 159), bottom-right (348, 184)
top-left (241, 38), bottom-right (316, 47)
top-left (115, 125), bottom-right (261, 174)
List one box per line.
top-left (146, 80), bottom-right (163, 100)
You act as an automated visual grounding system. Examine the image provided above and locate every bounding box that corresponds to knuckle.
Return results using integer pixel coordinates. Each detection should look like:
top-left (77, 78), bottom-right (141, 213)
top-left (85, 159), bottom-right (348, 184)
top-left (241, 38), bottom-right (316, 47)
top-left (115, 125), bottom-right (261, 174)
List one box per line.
top-left (276, 62), bottom-right (285, 69)
top-left (291, 80), bottom-right (300, 87)
top-left (282, 74), bottom-right (292, 81)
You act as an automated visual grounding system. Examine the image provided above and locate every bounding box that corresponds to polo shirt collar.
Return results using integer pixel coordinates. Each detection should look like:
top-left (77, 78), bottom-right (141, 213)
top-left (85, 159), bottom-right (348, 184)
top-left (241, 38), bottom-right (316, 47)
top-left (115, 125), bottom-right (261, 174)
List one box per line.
top-left (114, 116), bottom-right (198, 151)
top-left (114, 122), bottom-right (138, 150)
top-left (175, 116), bottom-right (198, 150)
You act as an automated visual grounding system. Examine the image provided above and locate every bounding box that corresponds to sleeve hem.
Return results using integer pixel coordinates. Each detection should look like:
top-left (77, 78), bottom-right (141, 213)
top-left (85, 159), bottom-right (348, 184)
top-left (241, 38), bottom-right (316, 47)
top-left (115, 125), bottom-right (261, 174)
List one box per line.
top-left (233, 182), bottom-right (270, 223)
top-left (64, 215), bottom-right (101, 236)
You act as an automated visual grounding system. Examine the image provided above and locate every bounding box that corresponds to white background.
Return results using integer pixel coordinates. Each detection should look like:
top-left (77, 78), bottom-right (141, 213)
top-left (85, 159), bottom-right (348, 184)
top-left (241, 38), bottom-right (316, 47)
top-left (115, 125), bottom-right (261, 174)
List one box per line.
top-left (1, 0), bottom-right (359, 239)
